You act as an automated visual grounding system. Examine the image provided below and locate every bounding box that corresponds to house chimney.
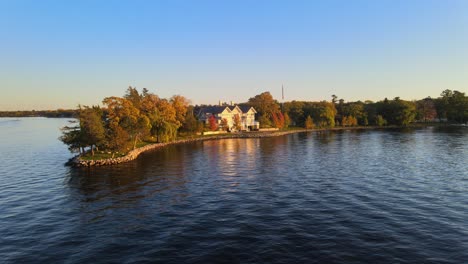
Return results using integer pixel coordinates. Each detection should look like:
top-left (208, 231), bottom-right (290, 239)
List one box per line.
top-left (219, 100), bottom-right (222, 106)
top-left (230, 101), bottom-right (233, 106)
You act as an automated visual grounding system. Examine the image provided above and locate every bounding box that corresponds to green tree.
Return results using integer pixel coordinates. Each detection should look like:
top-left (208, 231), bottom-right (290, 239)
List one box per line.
top-left (283, 112), bottom-right (291, 128)
top-left (416, 97), bottom-right (437, 122)
top-left (60, 106), bottom-right (105, 156)
top-left (181, 106), bottom-right (199, 133)
top-left (60, 120), bottom-right (85, 154)
top-left (79, 106), bottom-right (106, 156)
top-left (149, 113), bottom-right (178, 143)
top-left (375, 115), bottom-right (387, 126)
top-left (284, 101), bottom-right (304, 126)
top-left (437, 90), bottom-right (468, 123)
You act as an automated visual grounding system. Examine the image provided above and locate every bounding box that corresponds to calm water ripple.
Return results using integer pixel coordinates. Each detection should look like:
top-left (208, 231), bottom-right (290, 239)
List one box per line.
top-left (0, 118), bottom-right (467, 263)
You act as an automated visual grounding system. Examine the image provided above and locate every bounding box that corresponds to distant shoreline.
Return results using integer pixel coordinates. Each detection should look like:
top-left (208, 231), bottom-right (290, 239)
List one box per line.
top-left (68, 125), bottom-right (427, 167)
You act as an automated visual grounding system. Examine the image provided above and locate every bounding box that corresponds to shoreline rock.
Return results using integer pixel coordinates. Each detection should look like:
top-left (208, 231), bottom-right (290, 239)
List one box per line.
top-left (67, 126), bottom-right (408, 167)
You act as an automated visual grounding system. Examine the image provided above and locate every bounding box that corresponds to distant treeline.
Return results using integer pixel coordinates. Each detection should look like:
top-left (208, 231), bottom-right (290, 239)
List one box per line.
top-left (0, 109), bottom-right (77, 118)
top-left (60, 87), bottom-right (467, 157)
top-left (244, 89), bottom-right (467, 129)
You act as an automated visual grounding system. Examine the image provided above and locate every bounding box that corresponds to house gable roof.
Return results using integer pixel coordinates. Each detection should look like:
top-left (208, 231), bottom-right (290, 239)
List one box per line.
top-left (228, 105), bottom-right (242, 114)
top-left (196, 105), bottom-right (257, 119)
top-left (196, 106), bottom-right (231, 118)
top-left (238, 105), bottom-right (257, 114)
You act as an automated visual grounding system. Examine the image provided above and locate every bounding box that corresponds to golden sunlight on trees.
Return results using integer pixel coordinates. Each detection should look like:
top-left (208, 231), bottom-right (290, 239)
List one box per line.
top-left (233, 114), bottom-right (242, 131)
top-left (60, 87), bottom-right (467, 157)
top-left (248, 92), bottom-right (280, 128)
top-left (305, 115), bottom-right (314, 129)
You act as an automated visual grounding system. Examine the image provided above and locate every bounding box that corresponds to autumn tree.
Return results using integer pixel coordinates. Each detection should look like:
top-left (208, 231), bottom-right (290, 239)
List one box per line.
top-left (305, 115), bottom-right (314, 129)
top-left (105, 125), bottom-right (130, 157)
top-left (220, 118), bottom-right (229, 131)
top-left (248, 92), bottom-right (280, 128)
top-left (272, 112), bottom-right (285, 129)
top-left (233, 114), bottom-right (242, 131)
top-left (208, 115), bottom-right (218, 131)
top-left (341, 115), bottom-right (357, 127)
top-left (171, 95), bottom-right (190, 129)
top-left (102, 96), bottom-right (149, 149)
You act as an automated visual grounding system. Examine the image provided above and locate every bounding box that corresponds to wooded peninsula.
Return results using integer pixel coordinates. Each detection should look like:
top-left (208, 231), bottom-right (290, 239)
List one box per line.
top-left (58, 87), bottom-right (467, 161)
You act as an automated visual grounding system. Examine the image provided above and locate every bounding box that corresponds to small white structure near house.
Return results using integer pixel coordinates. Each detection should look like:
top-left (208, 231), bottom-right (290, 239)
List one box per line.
top-left (197, 104), bottom-right (260, 131)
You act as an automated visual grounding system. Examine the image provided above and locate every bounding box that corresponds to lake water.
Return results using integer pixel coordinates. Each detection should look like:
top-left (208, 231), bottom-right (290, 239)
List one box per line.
top-left (0, 117), bottom-right (467, 263)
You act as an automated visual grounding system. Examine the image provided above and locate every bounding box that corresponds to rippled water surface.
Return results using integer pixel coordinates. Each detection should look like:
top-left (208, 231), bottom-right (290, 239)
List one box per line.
top-left (0, 118), bottom-right (467, 263)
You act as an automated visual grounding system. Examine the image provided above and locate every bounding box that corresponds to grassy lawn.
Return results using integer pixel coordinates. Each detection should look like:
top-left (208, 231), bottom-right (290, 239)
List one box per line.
top-left (80, 152), bottom-right (126, 160)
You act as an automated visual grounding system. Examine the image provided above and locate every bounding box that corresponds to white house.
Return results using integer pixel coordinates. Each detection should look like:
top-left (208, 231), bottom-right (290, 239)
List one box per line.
top-left (197, 105), bottom-right (259, 131)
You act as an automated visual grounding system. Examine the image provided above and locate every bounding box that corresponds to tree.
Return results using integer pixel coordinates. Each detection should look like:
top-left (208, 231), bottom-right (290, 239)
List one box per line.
top-left (339, 102), bottom-right (367, 126)
top-left (331, 94), bottom-right (338, 104)
top-left (391, 100), bottom-right (416, 126)
top-left (341, 116), bottom-right (348, 127)
top-left (79, 106), bottom-right (106, 155)
top-left (140, 93), bottom-right (160, 114)
top-left (60, 120), bottom-right (84, 154)
top-left (102, 96), bottom-right (148, 149)
top-left (416, 97), bottom-right (437, 122)
top-left (284, 101), bottom-right (304, 126)
top-left (317, 102), bottom-right (336, 127)
top-left (375, 115), bottom-right (387, 126)
top-left (171, 95), bottom-right (190, 129)
top-left (220, 118), bottom-right (229, 131)
top-left (60, 106), bottom-right (105, 156)
top-left (283, 112), bottom-right (291, 129)
top-left (373, 98), bottom-right (416, 126)
top-left (208, 115), bottom-right (218, 131)
top-left (233, 114), bottom-right (242, 131)
top-left (149, 115), bottom-right (178, 143)
top-left (272, 112), bottom-right (285, 129)
top-left (305, 115), bottom-right (314, 129)
top-left (124, 86), bottom-right (142, 110)
top-left (248, 92), bottom-right (280, 128)
top-left (105, 124), bottom-right (130, 157)
top-left (181, 106), bottom-right (199, 133)
top-left (436, 90), bottom-right (468, 123)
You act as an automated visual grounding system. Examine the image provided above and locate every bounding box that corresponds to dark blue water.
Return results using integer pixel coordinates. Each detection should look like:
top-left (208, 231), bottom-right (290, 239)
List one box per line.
top-left (0, 118), bottom-right (467, 263)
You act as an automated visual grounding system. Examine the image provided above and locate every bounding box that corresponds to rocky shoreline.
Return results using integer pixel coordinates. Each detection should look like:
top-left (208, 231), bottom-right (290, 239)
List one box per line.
top-left (68, 126), bottom-right (393, 167)
top-left (68, 129), bottom-right (314, 167)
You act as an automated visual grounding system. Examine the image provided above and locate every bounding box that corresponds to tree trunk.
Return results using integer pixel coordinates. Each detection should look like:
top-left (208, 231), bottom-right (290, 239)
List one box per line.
top-left (91, 145), bottom-right (94, 156)
top-left (133, 135), bottom-right (139, 150)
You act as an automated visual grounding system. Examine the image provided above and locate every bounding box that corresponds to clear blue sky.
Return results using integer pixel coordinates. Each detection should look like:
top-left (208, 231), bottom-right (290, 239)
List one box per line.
top-left (1, 0), bottom-right (467, 110)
